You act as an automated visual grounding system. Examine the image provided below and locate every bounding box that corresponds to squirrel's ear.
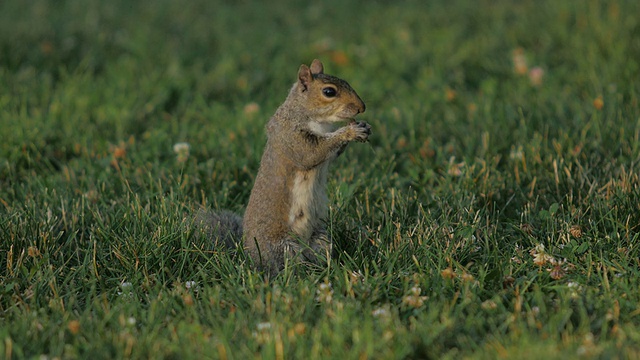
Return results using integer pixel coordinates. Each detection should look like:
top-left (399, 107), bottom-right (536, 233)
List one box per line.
top-left (310, 59), bottom-right (324, 75)
top-left (298, 64), bottom-right (313, 91)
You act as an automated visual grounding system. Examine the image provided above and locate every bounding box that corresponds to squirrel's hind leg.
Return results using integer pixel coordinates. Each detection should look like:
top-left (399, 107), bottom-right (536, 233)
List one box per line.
top-left (302, 229), bottom-right (334, 267)
top-left (251, 231), bottom-right (333, 275)
top-left (279, 230), bottom-right (332, 269)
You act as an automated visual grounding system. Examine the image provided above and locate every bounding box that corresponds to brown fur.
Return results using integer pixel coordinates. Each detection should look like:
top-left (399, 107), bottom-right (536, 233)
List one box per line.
top-left (198, 59), bottom-right (371, 275)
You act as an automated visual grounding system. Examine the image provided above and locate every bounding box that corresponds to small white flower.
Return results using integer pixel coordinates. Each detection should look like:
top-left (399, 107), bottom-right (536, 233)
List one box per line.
top-left (173, 142), bottom-right (191, 154)
top-left (318, 282), bottom-right (331, 291)
top-left (509, 146), bottom-right (524, 160)
top-left (402, 286), bottom-right (427, 308)
top-left (185, 281), bottom-right (197, 289)
top-left (252, 322), bottom-right (273, 344)
top-left (173, 142), bottom-right (191, 163)
top-left (447, 157), bottom-right (465, 177)
top-left (372, 308), bottom-right (390, 318)
top-left (316, 282), bottom-right (334, 303)
top-left (530, 244), bottom-right (555, 266)
top-left (567, 282), bottom-right (582, 299)
top-left (118, 281), bottom-right (134, 297)
top-left (531, 306), bottom-right (540, 315)
top-left (256, 322), bottom-right (271, 331)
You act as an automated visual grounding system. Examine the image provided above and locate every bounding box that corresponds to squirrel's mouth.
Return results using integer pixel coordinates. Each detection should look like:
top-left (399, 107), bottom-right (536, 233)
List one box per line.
top-left (338, 115), bottom-right (359, 122)
top-left (323, 114), bottom-right (357, 123)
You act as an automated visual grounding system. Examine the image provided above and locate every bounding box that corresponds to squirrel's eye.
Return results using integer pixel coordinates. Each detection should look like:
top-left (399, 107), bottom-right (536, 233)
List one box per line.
top-left (322, 87), bottom-right (337, 98)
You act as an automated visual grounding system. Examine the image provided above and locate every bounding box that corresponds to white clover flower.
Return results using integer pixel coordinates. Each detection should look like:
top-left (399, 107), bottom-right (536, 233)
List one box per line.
top-left (252, 322), bottom-right (273, 344)
top-left (256, 322), bottom-right (271, 331)
top-left (531, 306), bottom-right (540, 315)
top-left (372, 308), bottom-right (390, 318)
top-left (173, 142), bottom-right (191, 163)
top-left (173, 142), bottom-right (190, 154)
top-left (316, 282), bottom-right (334, 303)
top-left (402, 286), bottom-right (427, 308)
top-left (118, 281), bottom-right (134, 297)
top-left (567, 282), bottom-right (582, 299)
top-left (530, 243), bottom-right (555, 266)
top-left (509, 146), bottom-right (524, 160)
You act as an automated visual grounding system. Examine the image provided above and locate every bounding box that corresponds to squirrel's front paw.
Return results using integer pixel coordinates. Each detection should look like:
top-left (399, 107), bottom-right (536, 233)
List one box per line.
top-left (349, 121), bottom-right (372, 142)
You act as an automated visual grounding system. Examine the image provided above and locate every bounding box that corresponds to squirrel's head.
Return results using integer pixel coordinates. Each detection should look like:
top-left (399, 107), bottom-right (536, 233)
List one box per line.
top-left (295, 59), bottom-right (366, 123)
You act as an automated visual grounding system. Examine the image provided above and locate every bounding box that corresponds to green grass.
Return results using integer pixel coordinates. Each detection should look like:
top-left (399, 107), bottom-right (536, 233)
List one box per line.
top-left (1, 0), bottom-right (640, 358)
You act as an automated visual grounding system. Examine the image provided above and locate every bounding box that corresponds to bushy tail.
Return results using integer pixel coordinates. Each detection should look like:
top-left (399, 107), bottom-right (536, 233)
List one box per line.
top-left (194, 209), bottom-right (243, 249)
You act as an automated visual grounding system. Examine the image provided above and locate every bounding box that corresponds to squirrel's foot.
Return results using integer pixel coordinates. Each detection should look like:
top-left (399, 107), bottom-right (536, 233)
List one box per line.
top-left (349, 121), bottom-right (372, 142)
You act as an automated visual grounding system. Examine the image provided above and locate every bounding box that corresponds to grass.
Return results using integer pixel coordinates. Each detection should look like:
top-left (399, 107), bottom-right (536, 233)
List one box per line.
top-left (1, 0), bottom-right (640, 358)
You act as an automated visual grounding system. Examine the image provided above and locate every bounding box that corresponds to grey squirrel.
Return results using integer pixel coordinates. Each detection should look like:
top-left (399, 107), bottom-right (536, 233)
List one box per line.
top-left (197, 59), bottom-right (370, 275)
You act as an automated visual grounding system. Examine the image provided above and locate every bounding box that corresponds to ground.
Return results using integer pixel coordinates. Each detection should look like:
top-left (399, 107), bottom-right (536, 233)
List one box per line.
top-left (1, 0), bottom-right (639, 358)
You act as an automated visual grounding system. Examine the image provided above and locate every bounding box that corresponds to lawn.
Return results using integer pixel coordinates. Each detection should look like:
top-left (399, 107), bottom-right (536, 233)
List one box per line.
top-left (1, 0), bottom-right (639, 358)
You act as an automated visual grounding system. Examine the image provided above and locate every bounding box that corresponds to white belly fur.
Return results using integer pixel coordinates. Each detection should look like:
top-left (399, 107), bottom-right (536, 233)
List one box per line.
top-left (288, 163), bottom-right (329, 240)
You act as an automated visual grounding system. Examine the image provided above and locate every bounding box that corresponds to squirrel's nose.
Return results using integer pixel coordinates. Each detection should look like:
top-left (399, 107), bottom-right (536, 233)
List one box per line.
top-left (357, 99), bottom-right (366, 114)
